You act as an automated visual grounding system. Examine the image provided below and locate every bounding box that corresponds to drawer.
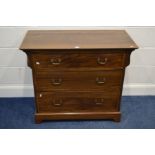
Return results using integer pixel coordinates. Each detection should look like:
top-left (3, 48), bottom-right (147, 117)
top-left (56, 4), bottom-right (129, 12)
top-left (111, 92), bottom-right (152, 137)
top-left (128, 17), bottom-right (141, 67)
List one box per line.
top-left (31, 52), bottom-right (125, 71)
top-left (36, 92), bottom-right (118, 113)
top-left (35, 70), bottom-right (123, 91)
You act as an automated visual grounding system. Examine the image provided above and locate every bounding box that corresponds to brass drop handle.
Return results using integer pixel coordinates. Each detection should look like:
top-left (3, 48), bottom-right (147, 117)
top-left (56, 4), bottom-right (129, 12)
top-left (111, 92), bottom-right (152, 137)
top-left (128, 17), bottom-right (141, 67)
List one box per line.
top-left (51, 78), bottom-right (62, 85)
top-left (94, 98), bottom-right (104, 105)
top-left (51, 58), bottom-right (61, 65)
top-left (97, 57), bottom-right (108, 65)
top-left (52, 99), bottom-right (63, 107)
top-left (96, 77), bottom-right (106, 84)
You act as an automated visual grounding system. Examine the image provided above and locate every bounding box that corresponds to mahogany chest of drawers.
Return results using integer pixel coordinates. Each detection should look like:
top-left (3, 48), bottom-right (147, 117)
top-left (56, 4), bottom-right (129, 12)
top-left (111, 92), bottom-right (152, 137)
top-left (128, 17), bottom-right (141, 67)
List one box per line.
top-left (20, 30), bottom-right (138, 123)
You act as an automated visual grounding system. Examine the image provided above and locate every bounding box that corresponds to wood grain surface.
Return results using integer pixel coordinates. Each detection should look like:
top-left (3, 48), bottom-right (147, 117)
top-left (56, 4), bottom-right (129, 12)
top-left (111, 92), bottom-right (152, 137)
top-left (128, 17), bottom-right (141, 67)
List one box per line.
top-left (20, 30), bottom-right (138, 50)
top-left (20, 30), bottom-right (138, 123)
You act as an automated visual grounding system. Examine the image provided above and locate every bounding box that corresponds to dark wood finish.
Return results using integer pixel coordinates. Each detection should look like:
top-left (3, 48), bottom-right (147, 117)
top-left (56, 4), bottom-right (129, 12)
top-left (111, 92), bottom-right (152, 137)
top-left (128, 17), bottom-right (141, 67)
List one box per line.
top-left (35, 70), bottom-right (123, 91)
top-left (36, 91), bottom-right (119, 113)
top-left (20, 30), bottom-right (138, 50)
top-left (20, 30), bottom-right (138, 123)
top-left (35, 112), bottom-right (121, 123)
top-left (31, 51), bottom-right (125, 71)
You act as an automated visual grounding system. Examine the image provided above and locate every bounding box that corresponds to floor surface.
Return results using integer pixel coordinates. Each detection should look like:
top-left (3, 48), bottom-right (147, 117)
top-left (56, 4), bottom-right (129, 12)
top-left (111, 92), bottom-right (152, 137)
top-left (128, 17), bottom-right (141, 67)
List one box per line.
top-left (0, 96), bottom-right (155, 129)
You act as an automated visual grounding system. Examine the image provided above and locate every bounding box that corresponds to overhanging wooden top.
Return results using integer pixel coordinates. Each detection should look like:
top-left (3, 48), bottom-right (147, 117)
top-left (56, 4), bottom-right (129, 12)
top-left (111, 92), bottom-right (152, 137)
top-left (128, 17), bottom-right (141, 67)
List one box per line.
top-left (20, 30), bottom-right (138, 50)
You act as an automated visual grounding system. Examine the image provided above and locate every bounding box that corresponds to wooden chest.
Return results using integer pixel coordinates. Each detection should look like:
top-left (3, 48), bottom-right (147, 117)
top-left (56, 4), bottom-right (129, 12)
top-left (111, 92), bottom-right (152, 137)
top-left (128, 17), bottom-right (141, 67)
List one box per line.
top-left (20, 30), bottom-right (138, 123)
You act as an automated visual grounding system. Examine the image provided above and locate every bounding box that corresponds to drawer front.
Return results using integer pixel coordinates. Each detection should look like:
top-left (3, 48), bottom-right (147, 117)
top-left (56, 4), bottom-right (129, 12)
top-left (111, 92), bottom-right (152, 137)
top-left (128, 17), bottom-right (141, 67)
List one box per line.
top-left (31, 53), bottom-right (125, 71)
top-left (35, 70), bottom-right (123, 91)
top-left (36, 92), bottom-right (118, 113)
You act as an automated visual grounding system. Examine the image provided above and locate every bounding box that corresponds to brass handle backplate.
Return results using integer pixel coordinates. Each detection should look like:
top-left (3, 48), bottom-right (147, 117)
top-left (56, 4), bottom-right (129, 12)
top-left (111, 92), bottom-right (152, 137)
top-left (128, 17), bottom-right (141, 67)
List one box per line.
top-left (97, 57), bottom-right (108, 65)
top-left (94, 98), bottom-right (104, 105)
top-left (51, 58), bottom-right (61, 65)
top-left (51, 78), bottom-right (62, 85)
top-left (52, 99), bottom-right (63, 107)
top-left (96, 77), bottom-right (106, 84)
